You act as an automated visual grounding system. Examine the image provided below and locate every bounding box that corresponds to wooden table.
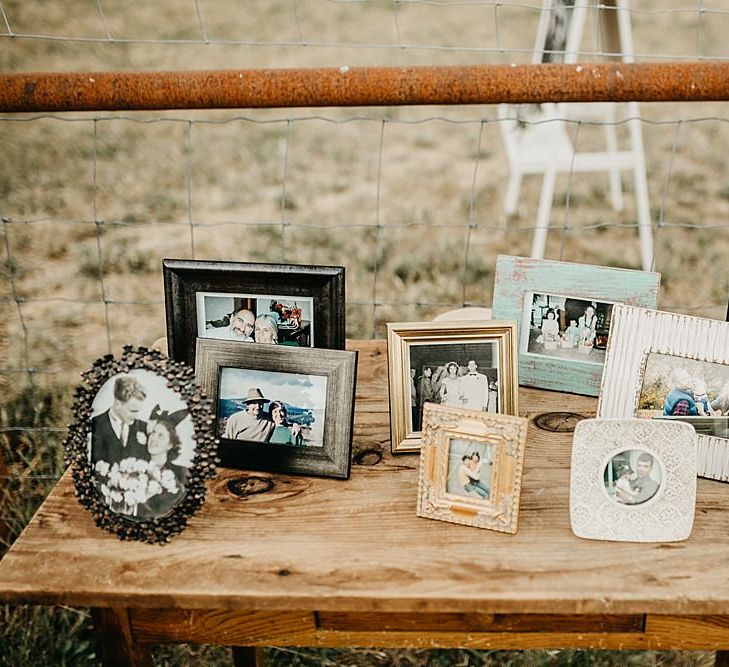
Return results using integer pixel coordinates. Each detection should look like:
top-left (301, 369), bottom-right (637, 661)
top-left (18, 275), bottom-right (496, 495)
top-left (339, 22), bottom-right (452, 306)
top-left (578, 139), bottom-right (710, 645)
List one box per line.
top-left (2, 340), bottom-right (729, 666)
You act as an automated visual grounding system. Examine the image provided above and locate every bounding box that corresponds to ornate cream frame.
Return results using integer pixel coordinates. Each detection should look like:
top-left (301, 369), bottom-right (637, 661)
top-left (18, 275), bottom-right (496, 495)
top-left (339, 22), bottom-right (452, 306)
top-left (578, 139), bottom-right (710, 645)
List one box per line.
top-left (387, 320), bottom-right (519, 453)
top-left (416, 403), bottom-right (528, 534)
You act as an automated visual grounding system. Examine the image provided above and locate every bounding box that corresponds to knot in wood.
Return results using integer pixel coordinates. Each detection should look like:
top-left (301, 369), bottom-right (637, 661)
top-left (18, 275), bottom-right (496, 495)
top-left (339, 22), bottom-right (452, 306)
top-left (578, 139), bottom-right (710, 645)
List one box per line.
top-left (353, 448), bottom-right (383, 466)
top-left (533, 412), bottom-right (586, 433)
top-left (227, 475), bottom-right (274, 497)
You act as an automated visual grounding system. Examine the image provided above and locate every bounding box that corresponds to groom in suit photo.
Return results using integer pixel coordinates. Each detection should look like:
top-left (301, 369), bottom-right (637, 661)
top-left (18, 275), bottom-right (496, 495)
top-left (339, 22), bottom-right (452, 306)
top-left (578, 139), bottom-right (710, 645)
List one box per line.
top-left (91, 375), bottom-right (150, 465)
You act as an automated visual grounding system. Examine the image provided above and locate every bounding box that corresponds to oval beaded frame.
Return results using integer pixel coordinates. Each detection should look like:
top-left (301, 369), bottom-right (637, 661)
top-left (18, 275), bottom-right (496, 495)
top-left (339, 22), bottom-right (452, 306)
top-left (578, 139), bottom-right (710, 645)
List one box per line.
top-left (64, 345), bottom-right (218, 544)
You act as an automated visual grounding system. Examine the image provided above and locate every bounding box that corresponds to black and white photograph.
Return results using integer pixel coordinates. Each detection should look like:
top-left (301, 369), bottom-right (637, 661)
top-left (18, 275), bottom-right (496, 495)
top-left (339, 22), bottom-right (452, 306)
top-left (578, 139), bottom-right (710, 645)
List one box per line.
top-left (407, 342), bottom-right (499, 432)
top-left (446, 438), bottom-right (494, 502)
top-left (603, 449), bottom-right (663, 506)
top-left (197, 291), bottom-right (314, 347)
top-left (217, 367), bottom-right (327, 448)
top-left (523, 292), bottom-right (614, 365)
top-left (89, 369), bottom-right (196, 521)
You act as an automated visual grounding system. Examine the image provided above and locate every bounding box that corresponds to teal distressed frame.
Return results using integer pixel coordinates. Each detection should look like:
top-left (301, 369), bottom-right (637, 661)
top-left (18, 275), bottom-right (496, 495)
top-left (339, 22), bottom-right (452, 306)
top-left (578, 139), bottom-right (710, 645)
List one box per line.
top-left (492, 255), bottom-right (661, 396)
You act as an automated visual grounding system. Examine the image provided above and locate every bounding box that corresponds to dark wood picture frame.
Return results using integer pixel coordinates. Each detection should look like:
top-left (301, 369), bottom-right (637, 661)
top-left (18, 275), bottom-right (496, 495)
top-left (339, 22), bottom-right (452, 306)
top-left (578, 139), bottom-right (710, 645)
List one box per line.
top-left (64, 346), bottom-right (218, 544)
top-left (195, 339), bottom-right (357, 479)
top-left (163, 259), bottom-right (345, 367)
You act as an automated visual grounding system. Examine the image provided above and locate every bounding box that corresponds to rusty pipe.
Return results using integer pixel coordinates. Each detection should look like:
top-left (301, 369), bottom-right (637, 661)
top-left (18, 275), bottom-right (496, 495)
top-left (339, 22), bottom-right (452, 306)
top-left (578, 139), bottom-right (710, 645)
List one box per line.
top-left (1, 63), bottom-right (729, 113)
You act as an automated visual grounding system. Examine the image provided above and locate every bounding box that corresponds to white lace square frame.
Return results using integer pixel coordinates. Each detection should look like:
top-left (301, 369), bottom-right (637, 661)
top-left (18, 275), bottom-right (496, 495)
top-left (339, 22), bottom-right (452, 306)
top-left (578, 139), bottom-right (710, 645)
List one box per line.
top-left (570, 418), bottom-right (697, 543)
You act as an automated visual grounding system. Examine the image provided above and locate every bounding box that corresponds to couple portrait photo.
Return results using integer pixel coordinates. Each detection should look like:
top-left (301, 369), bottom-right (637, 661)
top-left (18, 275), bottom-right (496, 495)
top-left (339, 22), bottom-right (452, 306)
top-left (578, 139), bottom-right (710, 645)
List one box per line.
top-left (524, 292), bottom-right (613, 365)
top-left (89, 371), bottom-right (195, 521)
top-left (197, 291), bottom-right (314, 347)
top-left (217, 367), bottom-right (327, 448)
top-left (604, 449), bottom-right (662, 506)
top-left (446, 438), bottom-right (494, 502)
top-left (408, 342), bottom-right (500, 432)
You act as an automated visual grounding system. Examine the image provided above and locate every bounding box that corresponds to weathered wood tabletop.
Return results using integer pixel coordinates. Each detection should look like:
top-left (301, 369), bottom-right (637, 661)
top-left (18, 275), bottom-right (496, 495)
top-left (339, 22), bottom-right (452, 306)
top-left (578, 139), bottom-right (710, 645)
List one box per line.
top-left (2, 340), bottom-right (729, 658)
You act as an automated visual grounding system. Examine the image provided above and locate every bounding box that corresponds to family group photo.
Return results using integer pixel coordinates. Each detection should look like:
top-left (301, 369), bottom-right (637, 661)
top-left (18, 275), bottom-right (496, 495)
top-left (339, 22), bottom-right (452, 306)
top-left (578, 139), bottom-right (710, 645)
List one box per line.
top-left (89, 370), bottom-right (195, 521)
top-left (407, 342), bottom-right (500, 432)
top-left (524, 293), bottom-right (614, 365)
top-left (445, 438), bottom-right (494, 502)
top-left (638, 353), bottom-right (729, 437)
top-left (217, 367), bottom-right (327, 447)
top-left (196, 291), bottom-right (313, 347)
top-left (603, 449), bottom-right (662, 506)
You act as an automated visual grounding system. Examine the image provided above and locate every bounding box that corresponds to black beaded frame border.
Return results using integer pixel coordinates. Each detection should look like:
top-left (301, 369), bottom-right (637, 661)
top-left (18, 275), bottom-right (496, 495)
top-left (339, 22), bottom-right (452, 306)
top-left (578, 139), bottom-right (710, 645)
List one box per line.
top-left (64, 345), bottom-right (218, 544)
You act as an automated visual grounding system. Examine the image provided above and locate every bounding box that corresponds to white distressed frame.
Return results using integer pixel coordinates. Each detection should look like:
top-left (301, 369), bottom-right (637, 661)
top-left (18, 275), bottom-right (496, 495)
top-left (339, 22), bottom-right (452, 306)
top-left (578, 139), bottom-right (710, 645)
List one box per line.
top-left (598, 304), bottom-right (729, 482)
top-left (570, 418), bottom-right (697, 543)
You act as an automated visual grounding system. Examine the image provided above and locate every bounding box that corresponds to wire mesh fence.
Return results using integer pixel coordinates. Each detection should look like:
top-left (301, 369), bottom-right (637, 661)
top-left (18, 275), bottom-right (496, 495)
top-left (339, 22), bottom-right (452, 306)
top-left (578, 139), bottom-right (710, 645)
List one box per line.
top-left (1, 0), bottom-right (729, 662)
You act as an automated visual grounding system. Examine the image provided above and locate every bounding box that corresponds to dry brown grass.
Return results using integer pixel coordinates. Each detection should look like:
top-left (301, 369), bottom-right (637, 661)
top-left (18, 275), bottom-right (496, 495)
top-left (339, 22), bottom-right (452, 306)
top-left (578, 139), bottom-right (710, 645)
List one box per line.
top-left (2, 1), bottom-right (729, 664)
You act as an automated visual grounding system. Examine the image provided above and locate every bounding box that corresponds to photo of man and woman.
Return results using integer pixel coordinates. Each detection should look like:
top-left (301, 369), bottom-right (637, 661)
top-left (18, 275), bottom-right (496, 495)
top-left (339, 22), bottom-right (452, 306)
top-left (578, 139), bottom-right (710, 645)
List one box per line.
top-left (89, 370), bottom-right (195, 521)
top-left (446, 438), bottom-right (494, 502)
top-left (407, 342), bottom-right (499, 432)
top-left (638, 352), bottom-right (729, 438)
top-left (196, 291), bottom-right (313, 347)
top-left (523, 292), bottom-right (614, 365)
top-left (217, 367), bottom-right (327, 447)
top-left (604, 449), bottom-right (662, 506)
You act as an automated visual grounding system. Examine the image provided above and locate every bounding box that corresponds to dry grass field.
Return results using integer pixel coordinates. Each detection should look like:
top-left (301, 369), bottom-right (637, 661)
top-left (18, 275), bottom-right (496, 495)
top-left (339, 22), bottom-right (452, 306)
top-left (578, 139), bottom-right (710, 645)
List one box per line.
top-left (1, 0), bottom-right (729, 664)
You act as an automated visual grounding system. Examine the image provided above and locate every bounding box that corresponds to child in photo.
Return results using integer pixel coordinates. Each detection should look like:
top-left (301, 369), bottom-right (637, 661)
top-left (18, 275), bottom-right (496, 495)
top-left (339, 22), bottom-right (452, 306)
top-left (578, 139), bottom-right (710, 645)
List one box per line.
top-left (538, 309), bottom-right (560, 345)
top-left (692, 377), bottom-right (716, 416)
top-left (564, 319), bottom-right (579, 347)
top-left (614, 464), bottom-right (638, 504)
top-left (663, 368), bottom-right (699, 416)
top-left (457, 452), bottom-right (489, 499)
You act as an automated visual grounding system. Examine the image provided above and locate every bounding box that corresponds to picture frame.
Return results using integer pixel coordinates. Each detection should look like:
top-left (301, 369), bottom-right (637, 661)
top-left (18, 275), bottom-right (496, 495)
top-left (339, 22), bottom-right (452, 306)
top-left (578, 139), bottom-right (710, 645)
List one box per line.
top-left (195, 338), bottom-right (357, 479)
top-left (163, 259), bottom-right (345, 367)
top-left (570, 418), bottom-right (697, 543)
top-left (387, 320), bottom-right (519, 454)
top-left (598, 304), bottom-right (729, 482)
top-left (64, 346), bottom-right (218, 544)
top-left (492, 255), bottom-right (660, 396)
top-left (416, 403), bottom-right (528, 534)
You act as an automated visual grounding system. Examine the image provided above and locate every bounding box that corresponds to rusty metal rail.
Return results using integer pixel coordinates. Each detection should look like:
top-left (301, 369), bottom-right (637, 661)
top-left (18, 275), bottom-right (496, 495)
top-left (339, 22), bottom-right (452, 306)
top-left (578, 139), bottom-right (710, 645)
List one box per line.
top-left (1, 63), bottom-right (729, 113)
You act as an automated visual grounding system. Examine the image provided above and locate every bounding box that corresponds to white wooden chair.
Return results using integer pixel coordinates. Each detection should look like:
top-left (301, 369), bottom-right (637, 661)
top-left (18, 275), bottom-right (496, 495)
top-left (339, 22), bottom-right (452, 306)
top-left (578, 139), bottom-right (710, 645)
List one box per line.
top-left (498, 0), bottom-right (653, 270)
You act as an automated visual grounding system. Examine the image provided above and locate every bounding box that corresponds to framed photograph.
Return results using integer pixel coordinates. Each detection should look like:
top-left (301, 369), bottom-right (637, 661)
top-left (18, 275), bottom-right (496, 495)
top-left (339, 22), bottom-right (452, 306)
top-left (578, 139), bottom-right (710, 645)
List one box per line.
top-left (492, 255), bottom-right (660, 396)
top-left (64, 346), bottom-right (218, 544)
top-left (387, 320), bottom-right (519, 453)
top-left (164, 259), bottom-right (345, 366)
top-left (570, 418), bottom-right (697, 542)
top-left (195, 338), bottom-right (357, 479)
top-left (417, 403), bottom-right (528, 534)
top-left (598, 304), bottom-right (729, 482)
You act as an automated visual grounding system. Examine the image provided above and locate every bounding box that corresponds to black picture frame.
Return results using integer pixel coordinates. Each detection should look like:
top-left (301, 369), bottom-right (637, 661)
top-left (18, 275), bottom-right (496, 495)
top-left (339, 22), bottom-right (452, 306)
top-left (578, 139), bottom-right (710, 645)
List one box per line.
top-left (163, 259), bottom-right (346, 367)
top-left (64, 346), bottom-right (218, 544)
top-left (195, 339), bottom-right (357, 480)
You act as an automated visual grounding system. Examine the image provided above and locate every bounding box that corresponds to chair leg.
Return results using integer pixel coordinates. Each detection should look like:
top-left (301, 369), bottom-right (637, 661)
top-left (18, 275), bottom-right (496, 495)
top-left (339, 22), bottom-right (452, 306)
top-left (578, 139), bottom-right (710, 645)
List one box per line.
top-left (530, 167), bottom-right (556, 260)
top-left (504, 170), bottom-right (523, 216)
top-left (604, 123), bottom-right (624, 212)
top-left (628, 113), bottom-right (654, 271)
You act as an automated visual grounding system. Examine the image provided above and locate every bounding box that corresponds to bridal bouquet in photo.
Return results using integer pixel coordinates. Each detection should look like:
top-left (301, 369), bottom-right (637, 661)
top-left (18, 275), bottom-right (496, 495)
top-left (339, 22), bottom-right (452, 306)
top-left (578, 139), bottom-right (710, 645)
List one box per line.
top-left (94, 458), bottom-right (179, 517)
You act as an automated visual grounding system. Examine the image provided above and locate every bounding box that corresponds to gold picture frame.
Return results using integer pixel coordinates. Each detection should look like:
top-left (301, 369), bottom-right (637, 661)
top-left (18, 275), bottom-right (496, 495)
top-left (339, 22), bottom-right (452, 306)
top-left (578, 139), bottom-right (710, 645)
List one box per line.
top-left (417, 403), bottom-right (528, 534)
top-left (387, 320), bottom-right (519, 453)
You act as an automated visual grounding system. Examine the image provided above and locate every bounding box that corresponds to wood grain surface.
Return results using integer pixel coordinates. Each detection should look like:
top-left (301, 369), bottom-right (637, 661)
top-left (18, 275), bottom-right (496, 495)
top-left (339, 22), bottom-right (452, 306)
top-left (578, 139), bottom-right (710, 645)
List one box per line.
top-left (1, 341), bottom-right (729, 619)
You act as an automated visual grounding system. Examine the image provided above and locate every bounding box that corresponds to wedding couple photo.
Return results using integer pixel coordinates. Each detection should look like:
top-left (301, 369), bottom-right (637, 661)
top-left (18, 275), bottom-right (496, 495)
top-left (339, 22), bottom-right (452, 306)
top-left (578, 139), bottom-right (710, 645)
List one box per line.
top-left (89, 370), bottom-right (196, 521)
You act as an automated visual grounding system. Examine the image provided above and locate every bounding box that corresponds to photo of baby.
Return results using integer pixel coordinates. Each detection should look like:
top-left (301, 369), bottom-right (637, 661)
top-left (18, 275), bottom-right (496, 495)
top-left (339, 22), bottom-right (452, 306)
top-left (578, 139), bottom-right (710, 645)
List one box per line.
top-left (522, 292), bottom-right (614, 366)
top-left (445, 438), bottom-right (495, 502)
top-left (603, 449), bottom-right (662, 506)
top-left (638, 353), bottom-right (729, 438)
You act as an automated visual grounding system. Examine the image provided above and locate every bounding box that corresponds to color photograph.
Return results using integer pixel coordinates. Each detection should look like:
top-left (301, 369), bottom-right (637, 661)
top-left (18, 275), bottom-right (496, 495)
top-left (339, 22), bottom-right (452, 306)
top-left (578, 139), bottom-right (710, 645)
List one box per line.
top-left (197, 291), bottom-right (314, 347)
top-left (217, 367), bottom-right (327, 447)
